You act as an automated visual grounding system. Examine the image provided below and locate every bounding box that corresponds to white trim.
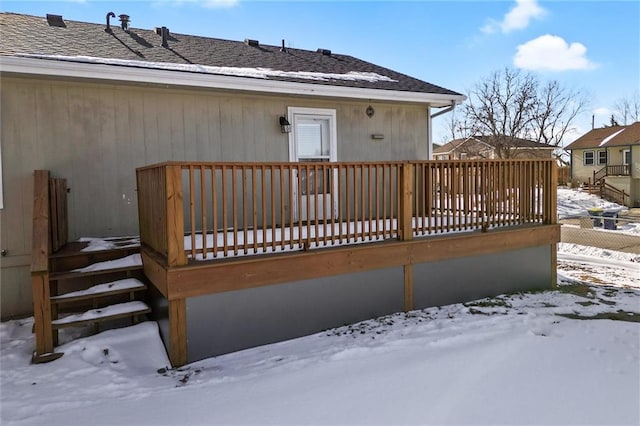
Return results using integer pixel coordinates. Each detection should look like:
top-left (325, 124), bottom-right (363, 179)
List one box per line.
top-left (622, 149), bottom-right (631, 165)
top-left (0, 56), bottom-right (466, 107)
top-left (287, 107), bottom-right (338, 163)
top-left (287, 107), bottom-right (338, 222)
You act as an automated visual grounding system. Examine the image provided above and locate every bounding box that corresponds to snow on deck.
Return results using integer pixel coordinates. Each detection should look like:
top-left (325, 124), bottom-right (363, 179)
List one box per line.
top-left (186, 215), bottom-right (505, 261)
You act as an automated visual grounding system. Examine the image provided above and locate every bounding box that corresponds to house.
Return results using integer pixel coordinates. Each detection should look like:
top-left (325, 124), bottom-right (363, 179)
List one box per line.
top-left (0, 12), bottom-right (559, 366)
top-left (434, 136), bottom-right (556, 160)
top-left (564, 122), bottom-right (640, 207)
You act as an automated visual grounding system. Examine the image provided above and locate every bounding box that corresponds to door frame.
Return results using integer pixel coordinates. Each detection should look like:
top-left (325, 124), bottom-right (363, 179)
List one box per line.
top-left (287, 107), bottom-right (338, 162)
top-left (287, 107), bottom-right (338, 222)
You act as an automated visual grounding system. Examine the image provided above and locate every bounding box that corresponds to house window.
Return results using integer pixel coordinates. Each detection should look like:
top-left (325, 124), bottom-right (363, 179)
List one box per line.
top-left (459, 153), bottom-right (467, 160)
top-left (583, 151), bottom-right (594, 166)
top-left (623, 149), bottom-right (631, 165)
top-left (597, 150), bottom-right (607, 165)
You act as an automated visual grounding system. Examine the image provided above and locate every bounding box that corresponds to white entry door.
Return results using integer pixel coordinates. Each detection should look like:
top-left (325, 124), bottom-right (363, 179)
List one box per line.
top-left (288, 107), bottom-right (337, 222)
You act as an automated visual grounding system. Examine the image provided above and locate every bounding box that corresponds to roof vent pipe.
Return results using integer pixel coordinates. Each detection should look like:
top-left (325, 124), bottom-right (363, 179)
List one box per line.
top-left (280, 39), bottom-right (287, 53)
top-left (105, 12), bottom-right (115, 33)
top-left (161, 26), bottom-right (169, 48)
top-left (119, 14), bottom-right (130, 32)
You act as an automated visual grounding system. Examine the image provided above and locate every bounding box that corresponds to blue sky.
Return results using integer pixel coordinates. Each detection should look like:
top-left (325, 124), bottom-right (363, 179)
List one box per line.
top-left (3, 0), bottom-right (639, 144)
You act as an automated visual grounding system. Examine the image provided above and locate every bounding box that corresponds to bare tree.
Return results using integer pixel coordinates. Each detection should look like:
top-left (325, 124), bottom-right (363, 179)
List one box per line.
top-left (613, 90), bottom-right (640, 125)
top-left (459, 67), bottom-right (586, 158)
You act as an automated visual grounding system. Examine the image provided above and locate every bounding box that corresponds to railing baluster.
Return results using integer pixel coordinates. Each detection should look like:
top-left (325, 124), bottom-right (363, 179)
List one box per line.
top-left (346, 165), bottom-right (352, 242)
top-left (271, 165), bottom-right (277, 251)
top-left (261, 165), bottom-right (267, 253)
top-left (375, 165), bottom-right (380, 240)
top-left (221, 165), bottom-right (228, 256)
top-left (305, 164), bottom-right (312, 249)
top-left (200, 165), bottom-right (207, 259)
top-left (188, 165), bottom-right (196, 259)
top-left (242, 166), bottom-right (248, 255)
top-left (322, 163), bottom-right (328, 246)
top-left (280, 165), bottom-right (286, 251)
top-left (232, 165), bottom-right (238, 256)
top-left (212, 166), bottom-right (218, 258)
top-left (252, 166), bottom-right (258, 254)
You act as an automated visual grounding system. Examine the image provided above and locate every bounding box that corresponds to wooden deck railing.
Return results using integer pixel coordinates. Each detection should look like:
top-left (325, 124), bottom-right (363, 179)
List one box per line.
top-left (136, 160), bottom-right (557, 266)
top-left (593, 164), bottom-right (631, 182)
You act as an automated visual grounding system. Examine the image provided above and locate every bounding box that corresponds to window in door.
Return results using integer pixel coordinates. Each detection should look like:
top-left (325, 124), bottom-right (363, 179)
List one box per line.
top-left (623, 149), bottom-right (631, 165)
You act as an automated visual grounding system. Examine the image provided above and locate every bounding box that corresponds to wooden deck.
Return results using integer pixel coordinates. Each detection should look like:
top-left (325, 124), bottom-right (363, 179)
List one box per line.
top-left (136, 159), bottom-right (559, 366)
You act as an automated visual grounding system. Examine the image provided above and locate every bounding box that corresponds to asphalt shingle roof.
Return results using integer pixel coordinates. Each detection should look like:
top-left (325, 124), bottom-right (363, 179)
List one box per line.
top-left (0, 12), bottom-right (463, 96)
top-left (433, 136), bottom-right (554, 154)
top-left (564, 122), bottom-right (640, 150)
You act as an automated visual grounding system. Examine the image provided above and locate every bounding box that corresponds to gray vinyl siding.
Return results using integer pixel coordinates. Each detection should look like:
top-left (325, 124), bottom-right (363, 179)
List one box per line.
top-left (0, 75), bottom-right (429, 319)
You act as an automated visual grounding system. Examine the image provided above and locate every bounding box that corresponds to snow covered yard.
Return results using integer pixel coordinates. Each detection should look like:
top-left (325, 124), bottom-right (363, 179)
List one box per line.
top-left (1, 251), bottom-right (638, 425)
top-left (1, 187), bottom-right (638, 425)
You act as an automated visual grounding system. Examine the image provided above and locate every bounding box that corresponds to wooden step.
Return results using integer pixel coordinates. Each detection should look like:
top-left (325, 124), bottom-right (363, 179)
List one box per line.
top-left (50, 265), bottom-right (143, 281)
top-left (52, 301), bottom-right (151, 329)
top-left (50, 253), bottom-right (143, 281)
top-left (50, 278), bottom-right (147, 305)
top-left (50, 244), bottom-right (141, 273)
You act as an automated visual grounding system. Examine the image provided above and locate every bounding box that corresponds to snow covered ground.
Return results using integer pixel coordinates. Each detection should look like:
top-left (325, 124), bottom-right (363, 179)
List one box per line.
top-left (1, 188), bottom-right (638, 425)
top-left (557, 187), bottom-right (628, 218)
top-left (1, 264), bottom-right (638, 425)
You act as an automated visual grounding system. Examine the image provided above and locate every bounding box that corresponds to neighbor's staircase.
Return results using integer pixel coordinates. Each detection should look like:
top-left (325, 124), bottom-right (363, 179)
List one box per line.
top-left (31, 171), bottom-right (151, 363)
top-left (583, 165), bottom-right (630, 206)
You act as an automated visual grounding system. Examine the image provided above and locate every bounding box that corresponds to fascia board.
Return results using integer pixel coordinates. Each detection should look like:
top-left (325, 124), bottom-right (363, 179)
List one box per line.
top-left (0, 56), bottom-right (466, 107)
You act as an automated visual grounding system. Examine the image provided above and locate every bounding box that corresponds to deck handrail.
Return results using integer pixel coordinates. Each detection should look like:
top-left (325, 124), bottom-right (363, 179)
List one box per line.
top-left (593, 164), bottom-right (631, 183)
top-left (136, 159), bottom-right (556, 265)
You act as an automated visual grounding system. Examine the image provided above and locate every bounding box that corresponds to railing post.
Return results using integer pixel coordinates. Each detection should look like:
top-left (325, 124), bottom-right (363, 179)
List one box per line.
top-left (398, 162), bottom-right (414, 241)
top-left (549, 161), bottom-right (557, 225)
top-left (31, 171), bottom-right (54, 357)
top-left (165, 164), bottom-right (187, 267)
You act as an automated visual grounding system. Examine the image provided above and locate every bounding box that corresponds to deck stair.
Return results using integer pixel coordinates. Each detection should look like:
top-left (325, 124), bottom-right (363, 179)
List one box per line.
top-left (30, 170), bottom-right (153, 363)
top-left (33, 240), bottom-right (151, 363)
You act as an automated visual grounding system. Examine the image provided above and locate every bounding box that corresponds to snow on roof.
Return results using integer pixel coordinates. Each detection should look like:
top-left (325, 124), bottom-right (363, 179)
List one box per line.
top-left (599, 128), bottom-right (625, 146)
top-left (20, 54), bottom-right (398, 83)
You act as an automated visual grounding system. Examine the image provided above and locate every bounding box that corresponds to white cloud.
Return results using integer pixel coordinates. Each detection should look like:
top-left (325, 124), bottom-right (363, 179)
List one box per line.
top-left (482, 0), bottom-right (546, 34)
top-left (514, 35), bottom-right (598, 71)
top-left (593, 107), bottom-right (611, 117)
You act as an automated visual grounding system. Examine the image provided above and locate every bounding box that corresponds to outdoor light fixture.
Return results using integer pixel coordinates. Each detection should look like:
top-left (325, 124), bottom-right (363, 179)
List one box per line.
top-left (366, 105), bottom-right (375, 118)
top-left (279, 116), bottom-right (291, 133)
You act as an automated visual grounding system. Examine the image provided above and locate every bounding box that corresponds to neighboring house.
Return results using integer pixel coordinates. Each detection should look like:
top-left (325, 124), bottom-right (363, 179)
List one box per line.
top-left (564, 122), bottom-right (640, 207)
top-left (0, 13), bottom-right (559, 366)
top-left (434, 136), bottom-right (555, 160)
